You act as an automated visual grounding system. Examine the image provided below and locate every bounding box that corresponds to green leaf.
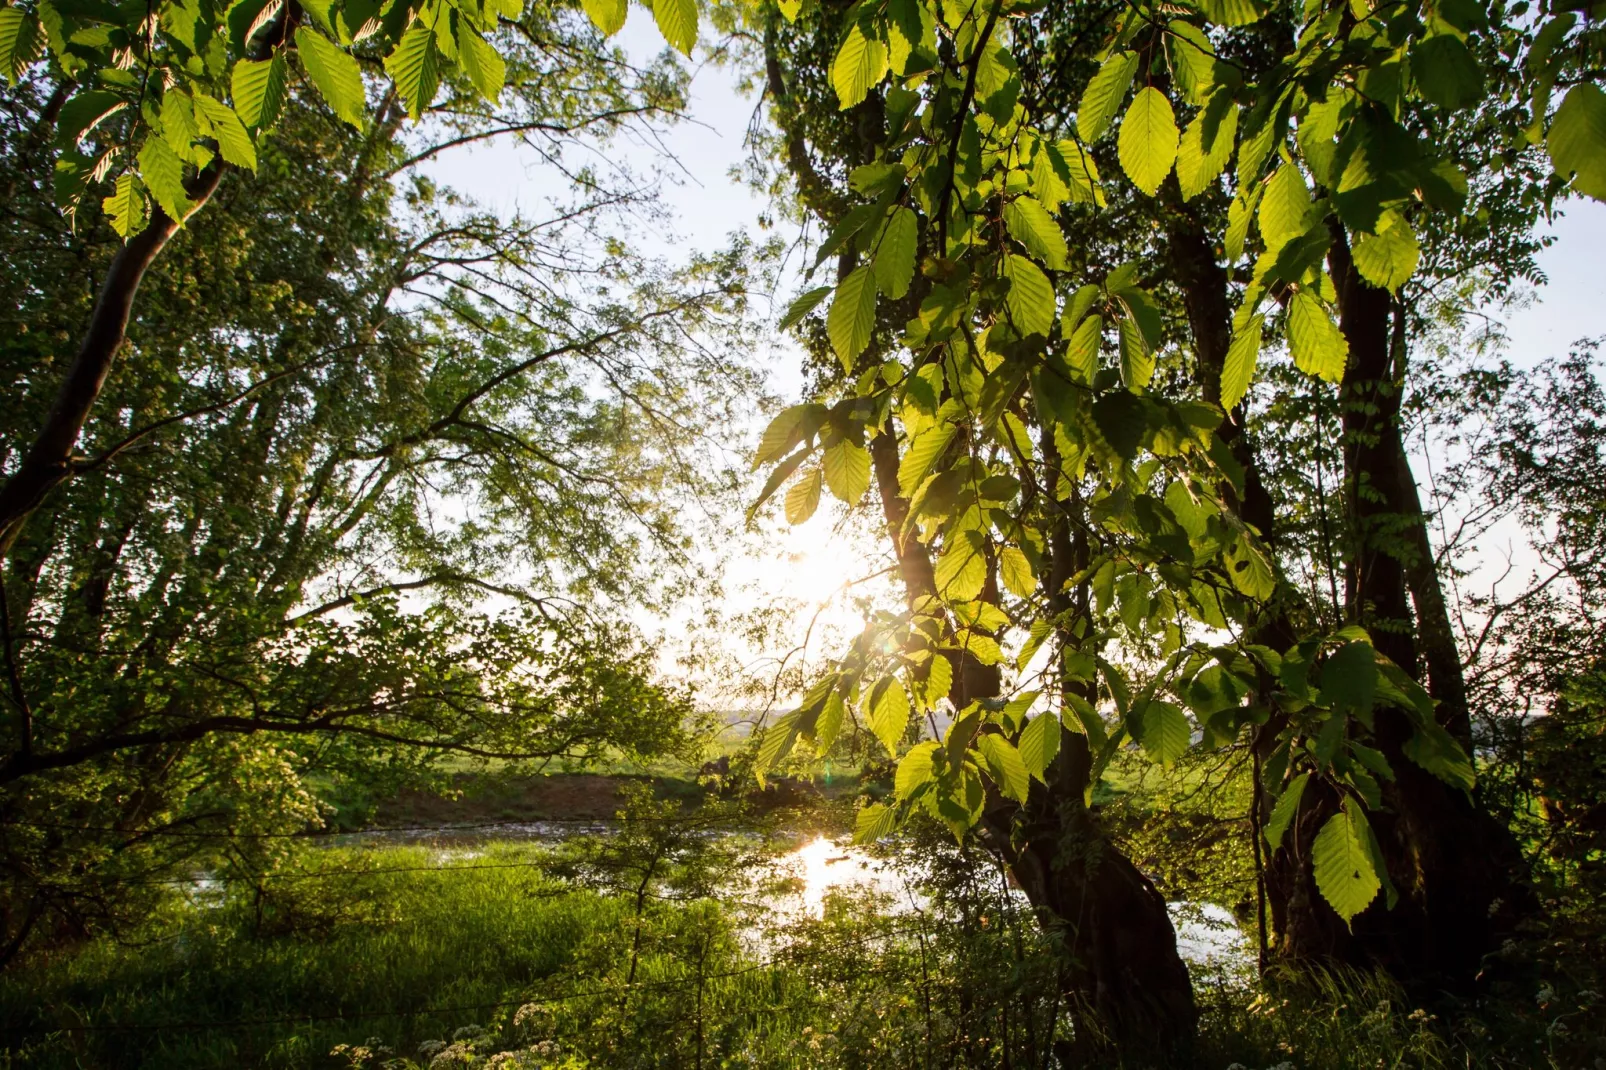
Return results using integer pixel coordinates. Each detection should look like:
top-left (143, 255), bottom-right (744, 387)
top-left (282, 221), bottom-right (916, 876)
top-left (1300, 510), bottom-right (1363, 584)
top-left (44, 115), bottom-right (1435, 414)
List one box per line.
top-left (1198, 0), bottom-right (1265, 25)
top-left (0, 6), bottom-right (42, 86)
top-left (1118, 316), bottom-right (1155, 391)
top-left (1004, 196), bottom-right (1067, 270)
top-left (581, 0), bottom-right (627, 35)
top-left (101, 172), bottom-right (147, 238)
top-left (1118, 87), bottom-right (1179, 196)
top-left (652, 0), bottom-right (695, 53)
top-left (1018, 711), bottom-right (1060, 782)
top-left (1411, 34), bottom-right (1483, 112)
top-left (756, 710), bottom-right (801, 779)
top-left (832, 23), bottom-right (886, 110)
top-left (298, 28), bottom-right (366, 128)
top-left (999, 546), bottom-right (1035, 597)
top-left (853, 802), bottom-right (897, 844)
top-left (191, 94), bottom-right (257, 170)
top-left (779, 286), bottom-right (832, 332)
top-left (56, 90), bottom-right (126, 148)
top-left (1220, 310), bottom-right (1262, 411)
top-left (1264, 771), bottom-right (1308, 852)
top-left (828, 266), bottom-right (877, 373)
top-left (458, 24), bottom-right (506, 101)
top-left (1287, 292), bottom-right (1348, 382)
top-left (1224, 185), bottom-right (1262, 262)
top-left (1258, 162), bottom-right (1311, 251)
top-left (1065, 313), bottom-right (1102, 382)
top-left (1351, 213), bottom-right (1420, 291)
top-left (978, 735), bottom-right (1031, 804)
top-left (1168, 19), bottom-right (1217, 104)
top-left (1140, 701), bottom-right (1190, 765)
top-left (923, 655), bottom-right (953, 710)
top-left (1176, 100), bottom-right (1238, 200)
top-left (785, 467), bottom-right (823, 524)
top-left (1548, 83), bottom-right (1606, 201)
top-left (1402, 721), bottom-right (1476, 792)
top-left (816, 690), bottom-right (846, 750)
top-left (898, 423), bottom-right (955, 496)
top-left (137, 136), bottom-right (192, 222)
top-left (934, 531), bottom-right (987, 601)
top-left (822, 440), bottom-right (870, 503)
top-left (1225, 534), bottom-right (1276, 599)
top-left (1003, 254), bottom-right (1054, 337)
top-left (1312, 805), bottom-right (1381, 925)
top-left (895, 741), bottom-right (939, 798)
top-left (874, 207), bottom-right (918, 299)
top-left (232, 56), bottom-right (288, 129)
top-left (1078, 50), bottom-right (1138, 142)
top-left (869, 677), bottom-right (910, 755)
top-left (383, 21), bottom-right (439, 120)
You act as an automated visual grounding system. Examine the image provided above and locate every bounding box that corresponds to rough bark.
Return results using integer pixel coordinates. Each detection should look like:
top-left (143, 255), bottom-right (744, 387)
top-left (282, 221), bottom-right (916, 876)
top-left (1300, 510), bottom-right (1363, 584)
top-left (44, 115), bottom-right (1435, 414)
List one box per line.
top-left (1258, 231), bottom-right (1532, 989)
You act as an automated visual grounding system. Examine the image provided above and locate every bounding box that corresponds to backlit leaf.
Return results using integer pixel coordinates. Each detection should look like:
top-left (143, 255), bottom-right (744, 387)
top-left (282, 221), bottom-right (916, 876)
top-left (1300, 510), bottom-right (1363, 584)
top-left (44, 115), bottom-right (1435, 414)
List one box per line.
top-left (869, 677), bottom-right (910, 755)
top-left (898, 423), bottom-right (955, 496)
top-left (101, 171), bottom-right (147, 238)
top-left (874, 207), bottom-right (918, 298)
top-left (1118, 87), bottom-right (1179, 196)
top-left (1288, 291), bottom-right (1348, 382)
top-left (785, 467), bottom-right (823, 524)
top-left (1548, 83), bottom-right (1606, 201)
top-left (384, 21), bottom-right (439, 120)
top-left (1078, 50), bottom-right (1138, 142)
top-left (1312, 805), bottom-right (1381, 925)
top-left (581, 0), bottom-right (627, 35)
top-left (934, 531), bottom-right (987, 601)
top-left (1019, 711), bottom-right (1060, 781)
top-left (978, 734), bottom-right (1031, 803)
top-left (999, 546), bottom-right (1035, 597)
top-left (854, 801), bottom-right (897, 843)
top-left (191, 94), bottom-right (257, 170)
top-left (832, 23), bottom-right (887, 110)
top-left (232, 56), bottom-right (288, 129)
top-left (827, 266), bottom-right (877, 372)
top-left (299, 27), bottom-right (366, 128)
top-left (1258, 162), bottom-right (1311, 251)
top-left (458, 24), bottom-right (506, 101)
top-left (1352, 213), bottom-right (1420, 291)
top-left (1176, 100), bottom-right (1238, 200)
top-left (1264, 771), bottom-right (1309, 852)
top-left (137, 136), bottom-right (192, 222)
top-left (1411, 33), bottom-right (1484, 112)
top-left (1140, 700), bottom-right (1190, 765)
top-left (0, 7), bottom-right (42, 86)
top-left (653, 0), bottom-right (696, 54)
top-left (823, 440), bottom-right (871, 503)
top-left (1004, 195), bottom-right (1067, 270)
top-left (1220, 310), bottom-right (1262, 410)
top-left (1003, 254), bottom-right (1054, 337)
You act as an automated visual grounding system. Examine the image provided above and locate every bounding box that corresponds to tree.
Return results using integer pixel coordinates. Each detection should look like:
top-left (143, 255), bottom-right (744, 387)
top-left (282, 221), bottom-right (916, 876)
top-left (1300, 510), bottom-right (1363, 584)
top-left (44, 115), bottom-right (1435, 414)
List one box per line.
top-left (743, 0), bottom-right (1606, 1047)
top-left (0, 2), bottom-right (764, 963)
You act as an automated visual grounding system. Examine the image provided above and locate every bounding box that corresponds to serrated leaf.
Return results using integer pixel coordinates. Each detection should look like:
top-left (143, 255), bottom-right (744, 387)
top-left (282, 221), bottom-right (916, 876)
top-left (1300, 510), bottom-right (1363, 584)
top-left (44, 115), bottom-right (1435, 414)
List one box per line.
top-left (1003, 254), bottom-right (1054, 337)
top-left (853, 801), bottom-right (897, 843)
top-left (1004, 195), bottom-right (1067, 270)
top-left (1078, 50), bottom-right (1138, 142)
top-left (898, 423), bottom-right (955, 496)
top-left (1312, 806), bottom-right (1381, 925)
top-left (1258, 162), bottom-right (1311, 251)
top-left (1118, 87), bottom-right (1179, 196)
top-left (934, 532), bottom-right (987, 602)
top-left (1352, 213), bottom-right (1420, 291)
top-left (1548, 83), bottom-right (1606, 201)
top-left (57, 90), bottom-right (126, 148)
top-left (1288, 291), bottom-right (1348, 382)
top-left (1402, 721), bottom-right (1476, 792)
top-left (869, 677), bottom-right (910, 755)
top-left (1225, 185), bottom-right (1261, 261)
top-left (1018, 711), bottom-right (1060, 781)
top-left (785, 467), bottom-right (823, 525)
top-left (191, 94), bottom-right (256, 170)
top-left (816, 691), bottom-right (846, 750)
top-left (1199, 0), bottom-right (1265, 25)
top-left (1118, 316), bottom-right (1154, 390)
top-left (823, 440), bottom-right (871, 503)
top-left (978, 734), bottom-right (1031, 803)
top-left (895, 741), bottom-right (939, 798)
top-left (137, 136), bottom-right (192, 222)
top-left (1065, 313), bottom-right (1102, 382)
top-left (922, 655), bottom-right (953, 710)
top-left (384, 21), bottom-right (439, 120)
top-left (1265, 771), bottom-right (1309, 852)
top-left (1140, 700), bottom-right (1190, 765)
top-left (999, 546), bottom-right (1035, 597)
top-left (827, 266), bottom-right (877, 372)
top-left (652, 0), bottom-right (695, 53)
top-left (232, 56), bottom-right (288, 129)
top-left (101, 172), bottom-right (147, 238)
top-left (756, 710), bottom-right (801, 779)
top-left (0, 7), bottom-right (43, 86)
top-left (1220, 310), bottom-right (1262, 410)
top-left (1177, 100), bottom-right (1238, 199)
top-left (779, 286), bottom-right (832, 332)
top-left (299, 28), bottom-right (366, 128)
top-left (1168, 19), bottom-right (1217, 104)
top-left (581, 0), bottom-right (626, 35)
top-left (832, 23), bottom-right (886, 110)
top-left (458, 24), bottom-right (506, 101)
top-left (874, 207), bottom-right (917, 298)
top-left (1411, 33), bottom-right (1483, 112)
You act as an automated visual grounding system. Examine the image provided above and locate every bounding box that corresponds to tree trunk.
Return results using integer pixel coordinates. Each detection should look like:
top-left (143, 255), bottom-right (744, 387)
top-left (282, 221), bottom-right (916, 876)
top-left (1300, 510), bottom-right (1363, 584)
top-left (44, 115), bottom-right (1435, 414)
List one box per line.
top-left (1260, 231), bottom-right (1532, 991)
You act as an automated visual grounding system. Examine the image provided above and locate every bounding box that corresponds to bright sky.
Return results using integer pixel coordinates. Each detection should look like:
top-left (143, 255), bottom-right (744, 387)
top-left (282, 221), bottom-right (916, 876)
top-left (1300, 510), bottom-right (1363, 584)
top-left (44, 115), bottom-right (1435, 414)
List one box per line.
top-left (415, 23), bottom-right (1606, 710)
